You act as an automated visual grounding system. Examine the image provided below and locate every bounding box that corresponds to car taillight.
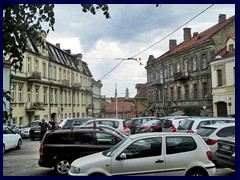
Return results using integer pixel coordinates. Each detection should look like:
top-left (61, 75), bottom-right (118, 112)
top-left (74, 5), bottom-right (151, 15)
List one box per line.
top-left (128, 124), bottom-right (133, 129)
top-left (206, 151), bottom-right (212, 161)
top-left (57, 125), bottom-right (61, 129)
top-left (187, 130), bottom-right (194, 133)
top-left (206, 139), bottom-right (218, 145)
top-left (124, 127), bottom-right (130, 133)
top-left (172, 125), bottom-right (176, 132)
top-left (153, 126), bottom-right (161, 130)
top-left (39, 144), bottom-right (44, 158)
top-left (140, 125), bottom-right (148, 130)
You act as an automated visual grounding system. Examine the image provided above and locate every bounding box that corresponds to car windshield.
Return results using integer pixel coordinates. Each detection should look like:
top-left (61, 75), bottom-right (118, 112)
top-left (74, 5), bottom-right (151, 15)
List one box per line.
top-left (141, 119), bottom-right (159, 126)
top-left (196, 127), bottom-right (217, 136)
top-left (102, 138), bottom-right (131, 157)
top-left (31, 121), bottom-right (40, 126)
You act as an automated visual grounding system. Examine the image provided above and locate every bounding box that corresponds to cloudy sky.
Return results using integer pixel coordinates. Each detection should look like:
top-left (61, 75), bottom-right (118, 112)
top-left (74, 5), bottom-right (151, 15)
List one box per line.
top-left (45, 4), bottom-right (235, 97)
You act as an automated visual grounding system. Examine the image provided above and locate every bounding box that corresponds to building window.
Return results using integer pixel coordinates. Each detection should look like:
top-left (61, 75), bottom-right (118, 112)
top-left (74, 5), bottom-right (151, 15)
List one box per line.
top-left (50, 89), bottom-right (53, 104)
top-left (35, 87), bottom-right (39, 102)
top-left (11, 85), bottom-right (15, 102)
top-left (60, 91), bottom-right (63, 104)
top-left (217, 69), bottom-right (222, 86)
top-left (27, 58), bottom-right (31, 72)
top-left (202, 54), bottom-right (207, 69)
top-left (18, 86), bottom-right (23, 102)
top-left (192, 56), bottom-right (197, 71)
top-left (55, 89), bottom-right (58, 104)
top-left (59, 68), bottom-right (62, 81)
top-left (42, 63), bottom-right (46, 77)
top-left (34, 60), bottom-right (38, 71)
top-left (68, 91), bottom-right (71, 104)
top-left (43, 88), bottom-right (47, 104)
top-left (176, 62), bottom-right (180, 73)
top-left (165, 88), bottom-right (168, 101)
top-left (27, 87), bottom-right (31, 102)
top-left (184, 60), bottom-right (188, 72)
top-left (73, 92), bottom-right (76, 105)
top-left (63, 69), bottom-right (66, 80)
top-left (170, 64), bottom-right (173, 76)
top-left (49, 65), bottom-right (52, 79)
top-left (193, 84), bottom-right (198, 99)
top-left (53, 66), bottom-right (56, 80)
top-left (203, 82), bottom-right (208, 98)
top-left (177, 86), bottom-right (181, 100)
top-left (164, 65), bottom-right (168, 78)
top-left (77, 92), bottom-right (80, 105)
top-left (229, 44), bottom-right (234, 52)
top-left (65, 91), bottom-right (67, 104)
top-left (170, 87), bottom-right (174, 100)
top-left (72, 72), bottom-right (74, 85)
top-left (185, 85), bottom-right (189, 100)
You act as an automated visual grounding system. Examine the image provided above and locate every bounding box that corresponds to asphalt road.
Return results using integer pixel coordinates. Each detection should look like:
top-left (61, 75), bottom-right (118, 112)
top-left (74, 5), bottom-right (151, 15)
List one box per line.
top-left (3, 138), bottom-right (235, 176)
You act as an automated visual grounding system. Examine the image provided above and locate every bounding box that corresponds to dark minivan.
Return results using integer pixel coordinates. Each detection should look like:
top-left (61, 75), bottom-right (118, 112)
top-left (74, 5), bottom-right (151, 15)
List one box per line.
top-left (38, 129), bottom-right (124, 175)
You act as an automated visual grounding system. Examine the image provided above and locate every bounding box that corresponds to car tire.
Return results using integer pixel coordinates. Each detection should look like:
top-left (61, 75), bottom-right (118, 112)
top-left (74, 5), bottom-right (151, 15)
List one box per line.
top-left (186, 168), bottom-right (208, 176)
top-left (16, 139), bottom-right (22, 149)
top-left (54, 158), bottom-right (71, 175)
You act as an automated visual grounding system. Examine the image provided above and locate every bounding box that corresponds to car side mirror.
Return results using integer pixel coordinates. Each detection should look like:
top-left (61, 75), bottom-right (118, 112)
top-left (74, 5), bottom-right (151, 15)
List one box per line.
top-left (118, 153), bottom-right (127, 160)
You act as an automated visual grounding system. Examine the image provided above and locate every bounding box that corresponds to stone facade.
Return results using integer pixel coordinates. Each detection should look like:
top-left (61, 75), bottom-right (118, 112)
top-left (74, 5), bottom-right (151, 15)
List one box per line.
top-left (146, 14), bottom-right (235, 117)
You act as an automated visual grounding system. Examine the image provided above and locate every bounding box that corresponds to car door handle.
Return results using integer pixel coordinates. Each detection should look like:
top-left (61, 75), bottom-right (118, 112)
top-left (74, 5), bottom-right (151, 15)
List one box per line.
top-left (155, 159), bottom-right (164, 163)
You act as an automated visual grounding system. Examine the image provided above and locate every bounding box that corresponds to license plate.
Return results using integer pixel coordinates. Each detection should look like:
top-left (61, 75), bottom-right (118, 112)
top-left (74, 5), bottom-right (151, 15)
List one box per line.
top-left (34, 130), bottom-right (41, 133)
top-left (221, 144), bottom-right (230, 150)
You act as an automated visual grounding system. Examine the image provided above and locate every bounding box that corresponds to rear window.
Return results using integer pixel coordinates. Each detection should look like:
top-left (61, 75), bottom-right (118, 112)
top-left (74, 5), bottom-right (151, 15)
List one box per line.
top-left (178, 120), bottom-right (194, 130)
top-left (99, 121), bottom-right (119, 128)
top-left (163, 120), bottom-right (172, 128)
top-left (166, 136), bottom-right (197, 154)
top-left (44, 133), bottom-right (71, 144)
top-left (196, 127), bottom-right (217, 136)
top-left (72, 119), bottom-right (90, 126)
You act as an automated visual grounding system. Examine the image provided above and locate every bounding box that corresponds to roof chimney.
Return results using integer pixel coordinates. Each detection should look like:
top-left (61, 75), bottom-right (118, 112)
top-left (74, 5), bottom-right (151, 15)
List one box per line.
top-left (183, 28), bottom-right (191, 43)
top-left (193, 32), bottom-right (199, 37)
top-left (56, 43), bottom-right (60, 49)
top-left (65, 49), bottom-right (71, 54)
top-left (219, 14), bottom-right (226, 23)
top-left (169, 39), bottom-right (177, 51)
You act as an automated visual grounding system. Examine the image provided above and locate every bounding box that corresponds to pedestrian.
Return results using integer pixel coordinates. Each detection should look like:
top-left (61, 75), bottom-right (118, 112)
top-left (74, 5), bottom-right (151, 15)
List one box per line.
top-left (49, 118), bottom-right (56, 130)
top-left (39, 119), bottom-right (48, 140)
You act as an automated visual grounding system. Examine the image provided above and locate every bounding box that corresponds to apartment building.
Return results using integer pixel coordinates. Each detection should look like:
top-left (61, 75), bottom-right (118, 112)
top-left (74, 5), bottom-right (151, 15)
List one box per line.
top-left (210, 34), bottom-right (235, 117)
top-left (9, 31), bottom-right (95, 125)
top-left (146, 14), bottom-right (235, 117)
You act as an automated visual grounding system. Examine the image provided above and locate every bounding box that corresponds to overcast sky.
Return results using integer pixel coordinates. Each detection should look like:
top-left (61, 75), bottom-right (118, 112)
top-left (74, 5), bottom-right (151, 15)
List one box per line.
top-left (45, 4), bottom-right (235, 97)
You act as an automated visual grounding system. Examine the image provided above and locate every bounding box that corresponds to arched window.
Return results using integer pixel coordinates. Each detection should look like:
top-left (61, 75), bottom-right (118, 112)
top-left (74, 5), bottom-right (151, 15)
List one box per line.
top-left (217, 69), bottom-right (222, 86)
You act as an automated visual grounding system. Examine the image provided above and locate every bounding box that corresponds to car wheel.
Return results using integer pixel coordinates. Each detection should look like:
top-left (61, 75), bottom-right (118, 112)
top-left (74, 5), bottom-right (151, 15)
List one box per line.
top-left (55, 158), bottom-right (71, 175)
top-left (186, 168), bottom-right (208, 176)
top-left (16, 139), bottom-right (22, 149)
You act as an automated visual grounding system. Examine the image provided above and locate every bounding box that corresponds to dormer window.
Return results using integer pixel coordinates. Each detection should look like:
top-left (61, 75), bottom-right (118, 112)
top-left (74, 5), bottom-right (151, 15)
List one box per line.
top-left (229, 44), bottom-right (234, 52)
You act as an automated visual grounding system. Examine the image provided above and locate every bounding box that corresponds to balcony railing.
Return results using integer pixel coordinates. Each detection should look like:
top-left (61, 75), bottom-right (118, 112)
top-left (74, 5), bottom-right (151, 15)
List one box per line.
top-left (61, 79), bottom-right (70, 86)
top-left (73, 83), bottom-right (81, 88)
top-left (27, 71), bottom-right (41, 80)
top-left (150, 79), bottom-right (163, 86)
top-left (174, 72), bottom-right (189, 81)
top-left (25, 102), bottom-right (44, 111)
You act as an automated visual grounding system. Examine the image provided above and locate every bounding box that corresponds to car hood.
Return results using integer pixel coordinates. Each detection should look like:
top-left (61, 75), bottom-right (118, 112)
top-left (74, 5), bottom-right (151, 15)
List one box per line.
top-left (71, 152), bottom-right (109, 167)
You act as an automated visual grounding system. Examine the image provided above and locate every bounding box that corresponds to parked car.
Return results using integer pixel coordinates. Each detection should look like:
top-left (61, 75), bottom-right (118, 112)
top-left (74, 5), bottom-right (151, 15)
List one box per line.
top-left (29, 120), bottom-right (49, 140)
top-left (161, 116), bottom-right (189, 132)
top-left (215, 135), bottom-right (235, 170)
top-left (134, 119), bottom-right (165, 133)
top-left (38, 128), bottom-right (124, 175)
top-left (177, 117), bottom-right (235, 133)
top-left (69, 132), bottom-right (216, 176)
top-left (196, 123), bottom-right (235, 161)
top-left (76, 124), bottom-right (127, 139)
top-left (83, 118), bottom-right (131, 135)
top-left (125, 117), bottom-right (159, 134)
top-left (18, 124), bottom-right (31, 138)
top-left (57, 117), bottom-right (93, 129)
top-left (3, 125), bottom-right (22, 154)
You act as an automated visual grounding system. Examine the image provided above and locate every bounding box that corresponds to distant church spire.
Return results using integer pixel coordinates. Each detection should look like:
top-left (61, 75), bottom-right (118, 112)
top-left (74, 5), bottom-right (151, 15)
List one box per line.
top-left (125, 88), bottom-right (129, 99)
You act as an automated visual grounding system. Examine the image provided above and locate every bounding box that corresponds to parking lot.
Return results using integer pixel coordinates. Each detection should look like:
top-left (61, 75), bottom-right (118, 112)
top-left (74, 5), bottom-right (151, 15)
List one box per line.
top-left (3, 138), bottom-right (235, 176)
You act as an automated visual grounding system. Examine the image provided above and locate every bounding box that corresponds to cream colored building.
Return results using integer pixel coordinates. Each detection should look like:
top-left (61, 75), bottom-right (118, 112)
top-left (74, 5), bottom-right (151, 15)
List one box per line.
top-left (9, 31), bottom-right (95, 124)
top-left (210, 35), bottom-right (235, 117)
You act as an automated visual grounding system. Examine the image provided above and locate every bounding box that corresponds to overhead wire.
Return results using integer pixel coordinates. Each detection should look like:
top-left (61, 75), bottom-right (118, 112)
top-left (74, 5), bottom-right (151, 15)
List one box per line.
top-left (99, 4), bottom-right (214, 80)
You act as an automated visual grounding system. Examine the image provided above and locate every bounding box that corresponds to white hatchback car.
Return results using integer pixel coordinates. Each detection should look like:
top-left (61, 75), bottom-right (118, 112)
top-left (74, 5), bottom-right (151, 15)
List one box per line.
top-left (3, 126), bottom-right (22, 154)
top-left (196, 123), bottom-right (235, 161)
top-left (83, 118), bottom-right (131, 135)
top-left (69, 132), bottom-right (216, 176)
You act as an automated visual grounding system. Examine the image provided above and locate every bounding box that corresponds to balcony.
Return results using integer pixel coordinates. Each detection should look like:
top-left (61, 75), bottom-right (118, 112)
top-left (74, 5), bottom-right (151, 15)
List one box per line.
top-left (25, 102), bottom-right (44, 111)
top-left (174, 72), bottom-right (189, 81)
top-left (27, 71), bottom-right (41, 80)
top-left (149, 79), bottom-right (163, 86)
top-left (73, 83), bottom-right (81, 89)
top-left (61, 79), bottom-right (70, 87)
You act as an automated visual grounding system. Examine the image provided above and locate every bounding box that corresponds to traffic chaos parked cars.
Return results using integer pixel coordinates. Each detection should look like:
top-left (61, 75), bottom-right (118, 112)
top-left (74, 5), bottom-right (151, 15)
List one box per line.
top-left (177, 117), bottom-right (235, 133)
top-left (38, 128), bottom-right (124, 175)
top-left (69, 132), bottom-right (216, 176)
top-left (196, 123), bottom-right (235, 161)
top-left (134, 119), bottom-right (165, 133)
top-left (215, 135), bottom-right (235, 170)
top-left (125, 117), bottom-right (160, 134)
top-left (3, 125), bottom-right (22, 154)
top-left (83, 118), bottom-right (131, 135)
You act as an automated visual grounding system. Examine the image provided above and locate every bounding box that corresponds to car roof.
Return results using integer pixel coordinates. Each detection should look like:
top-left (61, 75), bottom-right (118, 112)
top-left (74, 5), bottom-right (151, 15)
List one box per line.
top-left (200, 122), bottom-right (235, 129)
top-left (186, 117), bottom-right (235, 121)
top-left (89, 118), bottom-right (125, 121)
top-left (128, 132), bottom-right (199, 139)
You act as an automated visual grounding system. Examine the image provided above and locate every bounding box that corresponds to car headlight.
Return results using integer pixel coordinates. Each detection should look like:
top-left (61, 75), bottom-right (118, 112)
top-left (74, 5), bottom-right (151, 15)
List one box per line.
top-left (70, 166), bottom-right (81, 174)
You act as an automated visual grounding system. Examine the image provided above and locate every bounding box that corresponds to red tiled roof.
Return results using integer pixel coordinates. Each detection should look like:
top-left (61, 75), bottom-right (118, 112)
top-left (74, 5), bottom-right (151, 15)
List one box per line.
top-left (103, 101), bottom-right (135, 113)
top-left (134, 83), bottom-right (147, 99)
top-left (157, 15), bottom-right (235, 61)
top-left (226, 34), bottom-right (235, 42)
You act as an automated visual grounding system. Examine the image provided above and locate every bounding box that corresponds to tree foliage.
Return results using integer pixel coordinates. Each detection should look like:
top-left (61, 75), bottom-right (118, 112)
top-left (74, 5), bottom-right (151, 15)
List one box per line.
top-left (81, 4), bottom-right (110, 19)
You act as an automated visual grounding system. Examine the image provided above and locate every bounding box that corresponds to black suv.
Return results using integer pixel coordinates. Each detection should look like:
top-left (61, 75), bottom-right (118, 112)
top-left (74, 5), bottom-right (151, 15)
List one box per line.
top-left (38, 129), bottom-right (124, 175)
